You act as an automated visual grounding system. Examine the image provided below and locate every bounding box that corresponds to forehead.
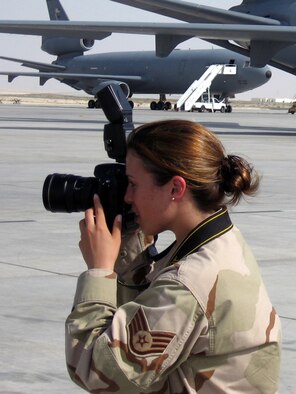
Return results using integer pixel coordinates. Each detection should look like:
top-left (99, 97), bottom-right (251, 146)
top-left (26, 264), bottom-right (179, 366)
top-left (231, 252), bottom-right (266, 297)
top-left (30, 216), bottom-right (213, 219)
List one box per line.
top-left (126, 150), bottom-right (146, 176)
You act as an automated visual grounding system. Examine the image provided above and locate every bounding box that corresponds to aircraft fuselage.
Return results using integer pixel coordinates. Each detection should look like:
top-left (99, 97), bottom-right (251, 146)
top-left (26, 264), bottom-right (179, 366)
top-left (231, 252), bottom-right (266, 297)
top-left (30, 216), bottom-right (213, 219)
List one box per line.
top-left (57, 49), bottom-right (271, 97)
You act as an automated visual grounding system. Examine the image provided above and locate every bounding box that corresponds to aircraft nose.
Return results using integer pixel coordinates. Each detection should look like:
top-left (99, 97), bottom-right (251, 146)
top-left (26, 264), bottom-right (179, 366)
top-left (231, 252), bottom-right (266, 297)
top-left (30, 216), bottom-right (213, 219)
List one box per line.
top-left (265, 69), bottom-right (272, 79)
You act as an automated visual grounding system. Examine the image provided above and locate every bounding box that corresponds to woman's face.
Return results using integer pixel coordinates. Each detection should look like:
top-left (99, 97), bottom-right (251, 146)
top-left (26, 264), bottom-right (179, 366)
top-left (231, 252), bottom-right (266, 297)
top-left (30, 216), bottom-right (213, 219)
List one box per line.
top-left (124, 150), bottom-right (173, 235)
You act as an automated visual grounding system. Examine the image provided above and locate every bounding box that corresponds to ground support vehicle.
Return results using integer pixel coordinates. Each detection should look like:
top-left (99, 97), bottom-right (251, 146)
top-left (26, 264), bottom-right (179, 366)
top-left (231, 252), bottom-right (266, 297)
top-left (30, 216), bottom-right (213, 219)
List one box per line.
top-left (192, 98), bottom-right (232, 113)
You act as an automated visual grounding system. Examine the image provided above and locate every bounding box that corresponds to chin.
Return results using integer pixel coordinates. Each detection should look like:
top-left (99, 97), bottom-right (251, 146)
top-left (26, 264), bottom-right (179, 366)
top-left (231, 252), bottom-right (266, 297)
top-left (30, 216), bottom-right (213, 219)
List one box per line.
top-left (140, 225), bottom-right (159, 238)
top-left (139, 223), bottom-right (151, 235)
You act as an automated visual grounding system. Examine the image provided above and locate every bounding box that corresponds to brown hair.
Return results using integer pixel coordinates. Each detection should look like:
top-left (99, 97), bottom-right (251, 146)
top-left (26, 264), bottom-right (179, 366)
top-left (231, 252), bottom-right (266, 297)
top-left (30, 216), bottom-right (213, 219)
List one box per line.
top-left (127, 119), bottom-right (259, 212)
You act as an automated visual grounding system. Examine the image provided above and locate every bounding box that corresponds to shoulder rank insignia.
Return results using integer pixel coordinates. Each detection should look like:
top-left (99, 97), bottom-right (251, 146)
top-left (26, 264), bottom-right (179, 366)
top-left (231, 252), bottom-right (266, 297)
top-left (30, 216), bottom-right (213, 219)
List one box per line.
top-left (127, 307), bottom-right (176, 357)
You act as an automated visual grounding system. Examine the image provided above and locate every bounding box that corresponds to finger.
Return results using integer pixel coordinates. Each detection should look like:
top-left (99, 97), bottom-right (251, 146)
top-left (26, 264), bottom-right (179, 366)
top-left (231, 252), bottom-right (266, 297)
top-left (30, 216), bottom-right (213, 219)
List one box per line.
top-left (84, 206), bottom-right (95, 227)
top-left (79, 218), bottom-right (85, 232)
top-left (93, 193), bottom-right (102, 209)
top-left (93, 194), bottom-right (107, 228)
top-left (112, 214), bottom-right (122, 241)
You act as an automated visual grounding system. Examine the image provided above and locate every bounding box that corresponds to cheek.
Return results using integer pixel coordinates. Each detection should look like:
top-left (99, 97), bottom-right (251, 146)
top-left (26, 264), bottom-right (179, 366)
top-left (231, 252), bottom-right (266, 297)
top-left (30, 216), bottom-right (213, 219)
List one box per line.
top-left (134, 187), bottom-right (158, 212)
top-left (138, 190), bottom-right (154, 206)
top-left (141, 188), bottom-right (167, 213)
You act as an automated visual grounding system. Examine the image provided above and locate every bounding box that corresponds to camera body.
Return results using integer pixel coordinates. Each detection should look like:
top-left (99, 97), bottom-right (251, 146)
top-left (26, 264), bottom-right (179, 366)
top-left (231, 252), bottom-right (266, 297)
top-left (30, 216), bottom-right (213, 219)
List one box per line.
top-left (43, 163), bottom-right (136, 232)
top-left (42, 83), bottom-right (136, 232)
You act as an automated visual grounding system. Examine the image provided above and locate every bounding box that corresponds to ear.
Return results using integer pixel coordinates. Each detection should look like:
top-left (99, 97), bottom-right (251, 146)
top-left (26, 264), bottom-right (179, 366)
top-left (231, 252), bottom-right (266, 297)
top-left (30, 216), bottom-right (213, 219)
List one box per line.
top-left (171, 176), bottom-right (187, 201)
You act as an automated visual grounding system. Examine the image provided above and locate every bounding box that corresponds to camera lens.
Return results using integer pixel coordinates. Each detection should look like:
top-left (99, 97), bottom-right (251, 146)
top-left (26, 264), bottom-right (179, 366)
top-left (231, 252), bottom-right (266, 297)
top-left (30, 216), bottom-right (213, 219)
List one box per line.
top-left (42, 173), bottom-right (96, 213)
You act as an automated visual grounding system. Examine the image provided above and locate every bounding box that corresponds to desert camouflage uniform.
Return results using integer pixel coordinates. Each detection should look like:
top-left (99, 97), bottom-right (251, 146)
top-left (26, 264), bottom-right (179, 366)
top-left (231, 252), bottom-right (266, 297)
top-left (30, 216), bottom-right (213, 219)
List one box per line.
top-left (65, 208), bottom-right (281, 393)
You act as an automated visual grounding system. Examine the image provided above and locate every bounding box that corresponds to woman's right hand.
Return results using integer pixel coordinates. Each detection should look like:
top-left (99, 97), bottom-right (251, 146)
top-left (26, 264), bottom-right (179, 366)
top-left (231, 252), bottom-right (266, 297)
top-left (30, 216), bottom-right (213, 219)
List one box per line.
top-left (79, 194), bottom-right (122, 270)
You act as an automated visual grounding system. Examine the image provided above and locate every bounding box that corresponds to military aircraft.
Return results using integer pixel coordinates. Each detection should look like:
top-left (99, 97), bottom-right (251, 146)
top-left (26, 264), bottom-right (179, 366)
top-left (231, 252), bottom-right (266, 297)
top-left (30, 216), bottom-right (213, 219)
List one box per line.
top-left (0, 0), bottom-right (272, 110)
top-left (0, 0), bottom-right (295, 75)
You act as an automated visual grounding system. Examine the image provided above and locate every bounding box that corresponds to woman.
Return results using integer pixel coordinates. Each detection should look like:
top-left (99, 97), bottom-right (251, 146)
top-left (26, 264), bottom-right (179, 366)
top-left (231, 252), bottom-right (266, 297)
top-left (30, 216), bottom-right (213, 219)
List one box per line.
top-left (66, 120), bottom-right (281, 393)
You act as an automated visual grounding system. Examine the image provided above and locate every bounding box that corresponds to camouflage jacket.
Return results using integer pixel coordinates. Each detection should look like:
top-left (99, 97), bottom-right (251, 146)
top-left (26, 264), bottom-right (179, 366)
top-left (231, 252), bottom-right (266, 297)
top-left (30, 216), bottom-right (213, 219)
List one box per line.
top-left (65, 208), bottom-right (281, 393)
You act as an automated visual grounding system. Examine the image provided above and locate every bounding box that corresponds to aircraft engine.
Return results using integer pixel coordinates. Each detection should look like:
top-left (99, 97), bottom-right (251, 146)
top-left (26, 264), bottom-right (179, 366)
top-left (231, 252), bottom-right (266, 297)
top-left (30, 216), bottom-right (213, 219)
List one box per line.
top-left (95, 80), bottom-right (130, 99)
top-left (41, 37), bottom-right (95, 56)
top-left (88, 80), bottom-right (131, 109)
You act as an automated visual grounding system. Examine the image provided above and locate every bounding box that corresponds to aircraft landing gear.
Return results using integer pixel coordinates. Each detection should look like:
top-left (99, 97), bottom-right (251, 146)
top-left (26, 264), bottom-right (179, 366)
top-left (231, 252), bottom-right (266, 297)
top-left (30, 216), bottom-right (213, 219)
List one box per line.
top-left (88, 98), bottom-right (134, 109)
top-left (150, 94), bottom-right (172, 111)
top-left (88, 99), bottom-right (101, 108)
top-left (150, 100), bottom-right (172, 110)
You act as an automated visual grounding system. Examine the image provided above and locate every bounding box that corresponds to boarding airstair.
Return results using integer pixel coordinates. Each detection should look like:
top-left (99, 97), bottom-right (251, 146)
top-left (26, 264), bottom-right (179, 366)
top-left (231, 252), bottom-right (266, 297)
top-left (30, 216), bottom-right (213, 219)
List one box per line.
top-left (176, 64), bottom-right (237, 111)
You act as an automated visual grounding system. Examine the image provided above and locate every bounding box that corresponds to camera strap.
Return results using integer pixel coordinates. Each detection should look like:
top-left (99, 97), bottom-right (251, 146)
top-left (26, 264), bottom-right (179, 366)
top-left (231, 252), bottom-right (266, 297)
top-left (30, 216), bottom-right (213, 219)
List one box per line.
top-left (168, 207), bottom-right (233, 264)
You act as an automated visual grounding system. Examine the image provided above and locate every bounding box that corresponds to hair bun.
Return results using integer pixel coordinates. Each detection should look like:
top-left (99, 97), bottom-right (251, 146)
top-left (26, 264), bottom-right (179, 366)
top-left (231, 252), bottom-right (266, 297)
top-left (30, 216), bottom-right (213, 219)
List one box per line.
top-left (220, 155), bottom-right (259, 204)
top-left (220, 155), bottom-right (235, 193)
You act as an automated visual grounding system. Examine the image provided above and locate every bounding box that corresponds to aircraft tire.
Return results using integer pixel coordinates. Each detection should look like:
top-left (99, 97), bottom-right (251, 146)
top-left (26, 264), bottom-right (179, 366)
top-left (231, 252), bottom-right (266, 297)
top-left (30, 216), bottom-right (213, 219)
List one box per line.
top-left (150, 101), bottom-right (157, 110)
top-left (88, 99), bottom-right (95, 109)
top-left (157, 101), bottom-right (165, 110)
top-left (200, 105), bottom-right (206, 113)
top-left (164, 101), bottom-right (172, 110)
top-left (226, 105), bottom-right (232, 113)
top-left (220, 106), bottom-right (226, 113)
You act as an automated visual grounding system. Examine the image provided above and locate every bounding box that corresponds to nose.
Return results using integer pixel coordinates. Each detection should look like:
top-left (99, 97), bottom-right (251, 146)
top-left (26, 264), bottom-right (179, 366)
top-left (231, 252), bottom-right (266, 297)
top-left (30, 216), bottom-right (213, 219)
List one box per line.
top-left (124, 185), bottom-right (132, 204)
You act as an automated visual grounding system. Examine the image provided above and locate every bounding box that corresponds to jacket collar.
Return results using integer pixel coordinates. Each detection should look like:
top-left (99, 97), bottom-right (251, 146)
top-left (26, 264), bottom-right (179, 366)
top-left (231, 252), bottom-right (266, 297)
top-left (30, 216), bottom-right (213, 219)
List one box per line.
top-left (118, 208), bottom-right (233, 290)
top-left (167, 207), bottom-right (233, 264)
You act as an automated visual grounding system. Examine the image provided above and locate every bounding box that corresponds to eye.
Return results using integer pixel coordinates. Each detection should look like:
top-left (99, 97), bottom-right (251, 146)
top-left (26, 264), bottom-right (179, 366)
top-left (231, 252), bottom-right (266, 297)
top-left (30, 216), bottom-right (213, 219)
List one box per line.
top-left (128, 180), bottom-right (137, 189)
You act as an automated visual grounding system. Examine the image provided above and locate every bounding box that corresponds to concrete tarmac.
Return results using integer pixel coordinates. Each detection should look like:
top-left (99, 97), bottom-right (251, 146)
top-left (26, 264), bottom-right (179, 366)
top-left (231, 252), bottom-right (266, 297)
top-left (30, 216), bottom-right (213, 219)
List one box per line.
top-left (0, 104), bottom-right (295, 393)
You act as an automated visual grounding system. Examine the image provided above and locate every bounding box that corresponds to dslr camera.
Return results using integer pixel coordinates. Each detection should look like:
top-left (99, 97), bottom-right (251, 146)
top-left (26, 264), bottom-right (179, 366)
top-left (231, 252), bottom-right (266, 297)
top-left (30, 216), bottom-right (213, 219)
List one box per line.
top-left (42, 84), bottom-right (136, 232)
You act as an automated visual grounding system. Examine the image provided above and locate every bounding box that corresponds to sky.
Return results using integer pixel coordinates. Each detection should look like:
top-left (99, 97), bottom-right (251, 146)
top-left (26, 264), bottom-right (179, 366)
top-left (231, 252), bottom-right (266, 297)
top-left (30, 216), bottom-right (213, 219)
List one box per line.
top-left (0, 0), bottom-right (295, 99)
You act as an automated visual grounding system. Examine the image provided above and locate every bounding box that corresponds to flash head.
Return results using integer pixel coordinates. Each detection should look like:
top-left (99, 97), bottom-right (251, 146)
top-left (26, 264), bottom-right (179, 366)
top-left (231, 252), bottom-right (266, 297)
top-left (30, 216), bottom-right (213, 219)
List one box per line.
top-left (96, 83), bottom-right (133, 124)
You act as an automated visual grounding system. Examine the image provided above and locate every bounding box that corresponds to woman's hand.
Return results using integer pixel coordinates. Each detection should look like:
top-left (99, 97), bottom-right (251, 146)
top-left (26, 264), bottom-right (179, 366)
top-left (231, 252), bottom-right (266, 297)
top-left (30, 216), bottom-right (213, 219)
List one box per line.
top-left (79, 194), bottom-right (122, 270)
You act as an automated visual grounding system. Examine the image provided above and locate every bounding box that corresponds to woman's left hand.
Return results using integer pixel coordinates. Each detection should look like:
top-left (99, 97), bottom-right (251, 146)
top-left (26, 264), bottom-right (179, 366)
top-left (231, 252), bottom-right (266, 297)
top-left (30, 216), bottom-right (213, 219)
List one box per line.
top-left (79, 194), bottom-right (122, 270)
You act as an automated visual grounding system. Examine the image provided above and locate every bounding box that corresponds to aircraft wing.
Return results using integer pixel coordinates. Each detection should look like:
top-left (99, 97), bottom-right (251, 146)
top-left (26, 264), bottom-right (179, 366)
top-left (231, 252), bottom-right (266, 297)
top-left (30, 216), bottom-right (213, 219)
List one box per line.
top-left (0, 21), bottom-right (291, 40)
top-left (0, 55), bottom-right (142, 83)
top-left (110, 0), bottom-right (281, 25)
top-left (0, 70), bottom-right (143, 82)
top-left (0, 1), bottom-right (293, 69)
top-left (0, 55), bottom-right (66, 71)
top-left (0, 20), bottom-right (295, 62)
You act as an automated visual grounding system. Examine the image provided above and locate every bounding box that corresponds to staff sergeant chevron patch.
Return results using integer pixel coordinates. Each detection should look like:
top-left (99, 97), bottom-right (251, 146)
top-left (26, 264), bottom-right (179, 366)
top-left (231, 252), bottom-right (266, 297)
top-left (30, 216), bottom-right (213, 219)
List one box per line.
top-left (127, 307), bottom-right (176, 357)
